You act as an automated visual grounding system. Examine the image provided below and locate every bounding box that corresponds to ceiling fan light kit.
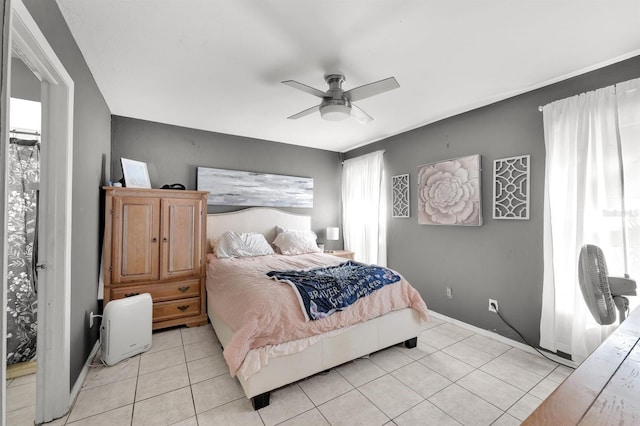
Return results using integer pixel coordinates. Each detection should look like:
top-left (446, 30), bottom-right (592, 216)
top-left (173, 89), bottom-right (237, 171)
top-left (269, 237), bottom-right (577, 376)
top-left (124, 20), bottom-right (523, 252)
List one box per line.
top-left (282, 73), bottom-right (399, 124)
top-left (320, 101), bottom-right (351, 121)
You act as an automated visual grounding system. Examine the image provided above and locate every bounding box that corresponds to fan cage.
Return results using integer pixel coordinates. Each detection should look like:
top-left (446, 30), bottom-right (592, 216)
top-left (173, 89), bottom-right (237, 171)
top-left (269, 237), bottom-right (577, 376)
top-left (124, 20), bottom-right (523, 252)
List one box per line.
top-left (578, 244), bottom-right (617, 325)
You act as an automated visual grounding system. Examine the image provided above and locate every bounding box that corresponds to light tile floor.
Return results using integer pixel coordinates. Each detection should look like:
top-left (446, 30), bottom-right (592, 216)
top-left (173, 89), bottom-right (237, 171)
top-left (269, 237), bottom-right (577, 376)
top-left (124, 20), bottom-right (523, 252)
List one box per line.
top-left (6, 373), bottom-right (37, 426)
top-left (7, 314), bottom-right (573, 425)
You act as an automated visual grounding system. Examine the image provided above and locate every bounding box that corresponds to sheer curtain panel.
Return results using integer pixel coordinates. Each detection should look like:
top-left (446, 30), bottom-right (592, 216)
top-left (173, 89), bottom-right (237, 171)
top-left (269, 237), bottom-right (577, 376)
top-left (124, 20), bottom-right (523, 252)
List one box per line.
top-left (342, 150), bottom-right (387, 265)
top-left (540, 77), bottom-right (640, 362)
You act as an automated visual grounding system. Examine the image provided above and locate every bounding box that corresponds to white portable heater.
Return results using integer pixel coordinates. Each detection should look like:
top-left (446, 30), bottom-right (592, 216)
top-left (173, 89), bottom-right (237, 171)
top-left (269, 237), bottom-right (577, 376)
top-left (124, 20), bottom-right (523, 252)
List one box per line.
top-left (100, 293), bottom-right (153, 366)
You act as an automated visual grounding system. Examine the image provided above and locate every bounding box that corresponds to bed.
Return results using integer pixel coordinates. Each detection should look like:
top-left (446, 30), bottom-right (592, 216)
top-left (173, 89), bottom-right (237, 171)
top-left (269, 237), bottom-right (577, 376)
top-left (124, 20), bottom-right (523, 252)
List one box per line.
top-left (205, 207), bottom-right (429, 409)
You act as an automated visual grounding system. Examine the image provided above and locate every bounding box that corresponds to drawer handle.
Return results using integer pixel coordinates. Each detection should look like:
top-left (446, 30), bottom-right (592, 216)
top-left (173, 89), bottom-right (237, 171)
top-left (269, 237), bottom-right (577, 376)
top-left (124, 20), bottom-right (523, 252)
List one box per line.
top-left (177, 305), bottom-right (190, 312)
top-left (152, 237), bottom-right (157, 242)
top-left (178, 286), bottom-right (190, 293)
top-left (124, 292), bottom-right (140, 297)
top-left (163, 237), bottom-right (168, 242)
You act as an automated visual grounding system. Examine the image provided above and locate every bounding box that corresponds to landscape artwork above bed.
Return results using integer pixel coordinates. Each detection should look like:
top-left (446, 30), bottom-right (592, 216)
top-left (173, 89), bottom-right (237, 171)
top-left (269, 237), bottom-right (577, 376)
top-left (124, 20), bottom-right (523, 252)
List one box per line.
top-left (417, 154), bottom-right (482, 226)
top-left (197, 167), bottom-right (313, 207)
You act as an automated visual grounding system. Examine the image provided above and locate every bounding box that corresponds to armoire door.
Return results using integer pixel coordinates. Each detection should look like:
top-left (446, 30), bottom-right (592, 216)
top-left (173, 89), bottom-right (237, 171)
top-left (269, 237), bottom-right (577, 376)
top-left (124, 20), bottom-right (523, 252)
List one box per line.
top-left (112, 196), bottom-right (160, 283)
top-left (160, 197), bottom-right (202, 280)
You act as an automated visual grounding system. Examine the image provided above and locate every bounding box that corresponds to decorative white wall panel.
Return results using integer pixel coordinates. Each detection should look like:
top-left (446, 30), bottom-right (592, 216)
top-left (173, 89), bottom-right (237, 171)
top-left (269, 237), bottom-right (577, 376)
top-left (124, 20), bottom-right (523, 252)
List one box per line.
top-left (493, 155), bottom-right (530, 220)
top-left (392, 174), bottom-right (410, 218)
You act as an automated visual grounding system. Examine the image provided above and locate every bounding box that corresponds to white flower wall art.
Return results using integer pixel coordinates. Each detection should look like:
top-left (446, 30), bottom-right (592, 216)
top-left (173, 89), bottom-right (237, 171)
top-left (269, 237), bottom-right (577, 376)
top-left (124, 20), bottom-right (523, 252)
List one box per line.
top-left (418, 154), bottom-right (482, 226)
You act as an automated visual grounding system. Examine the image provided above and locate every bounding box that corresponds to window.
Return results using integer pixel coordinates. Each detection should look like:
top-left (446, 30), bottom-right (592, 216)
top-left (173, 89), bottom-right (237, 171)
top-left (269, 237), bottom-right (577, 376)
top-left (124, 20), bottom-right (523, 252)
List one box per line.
top-left (341, 150), bottom-right (386, 265)
top-left (540, 77), bottom-right (640, 362)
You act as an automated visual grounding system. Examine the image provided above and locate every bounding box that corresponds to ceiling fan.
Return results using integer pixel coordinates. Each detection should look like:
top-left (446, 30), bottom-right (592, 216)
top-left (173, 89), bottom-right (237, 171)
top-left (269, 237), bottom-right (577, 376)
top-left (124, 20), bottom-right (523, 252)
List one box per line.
top-left (282, 74), bottom-right (400, 124)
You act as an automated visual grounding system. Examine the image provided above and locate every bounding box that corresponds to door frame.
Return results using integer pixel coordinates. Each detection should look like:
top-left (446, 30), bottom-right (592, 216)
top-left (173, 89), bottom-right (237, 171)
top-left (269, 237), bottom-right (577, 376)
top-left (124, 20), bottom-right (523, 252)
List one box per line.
top-left (1, 0), bottom-right (74, 423)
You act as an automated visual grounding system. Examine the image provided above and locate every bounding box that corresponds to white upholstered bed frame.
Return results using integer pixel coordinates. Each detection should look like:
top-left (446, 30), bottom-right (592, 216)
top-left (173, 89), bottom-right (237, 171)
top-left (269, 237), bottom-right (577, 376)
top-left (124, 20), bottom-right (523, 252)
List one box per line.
top-left (206, 207), bottom-right (422, 409)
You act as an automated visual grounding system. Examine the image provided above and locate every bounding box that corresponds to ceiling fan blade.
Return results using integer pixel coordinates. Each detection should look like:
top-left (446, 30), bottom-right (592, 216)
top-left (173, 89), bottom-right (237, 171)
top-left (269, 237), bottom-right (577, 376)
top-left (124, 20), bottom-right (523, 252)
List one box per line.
top-left (345, 77), bottom-right (400, 102)
top-left (282, 80), bottom-right (327, 98)
top-left (287, 105), bottom-right (320, 120)
top-left (350, 104), bottom-right (373, 124)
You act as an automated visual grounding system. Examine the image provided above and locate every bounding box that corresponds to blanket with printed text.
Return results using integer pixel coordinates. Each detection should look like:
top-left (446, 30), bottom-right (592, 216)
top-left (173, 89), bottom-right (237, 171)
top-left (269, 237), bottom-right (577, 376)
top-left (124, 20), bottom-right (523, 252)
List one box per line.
top-left (267, 261), bottom-right (401, 321)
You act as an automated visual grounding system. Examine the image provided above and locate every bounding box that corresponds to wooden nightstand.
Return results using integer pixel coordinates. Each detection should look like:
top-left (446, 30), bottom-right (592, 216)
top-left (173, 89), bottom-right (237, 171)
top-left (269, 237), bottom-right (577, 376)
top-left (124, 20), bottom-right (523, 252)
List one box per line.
top-left (326, 250), bottom-right (355, 260)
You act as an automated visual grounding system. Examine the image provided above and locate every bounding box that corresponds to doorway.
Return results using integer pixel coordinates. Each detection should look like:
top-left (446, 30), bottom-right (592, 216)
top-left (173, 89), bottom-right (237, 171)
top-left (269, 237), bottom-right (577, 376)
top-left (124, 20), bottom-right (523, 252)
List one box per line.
top-left (6, 96), bottom-right (41, 423)
top-left (1, 0), bottom-right (75, 424)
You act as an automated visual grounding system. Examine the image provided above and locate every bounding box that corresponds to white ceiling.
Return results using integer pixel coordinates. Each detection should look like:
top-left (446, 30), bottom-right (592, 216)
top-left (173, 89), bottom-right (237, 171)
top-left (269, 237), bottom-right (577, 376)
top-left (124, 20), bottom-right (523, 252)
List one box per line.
top-left (56, 0), bottom-right (640, 152)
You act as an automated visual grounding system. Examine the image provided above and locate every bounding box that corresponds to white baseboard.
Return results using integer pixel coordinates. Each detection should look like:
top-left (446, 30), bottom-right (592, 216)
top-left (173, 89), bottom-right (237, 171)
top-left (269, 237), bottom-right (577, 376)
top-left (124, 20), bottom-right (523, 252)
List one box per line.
top-left (428, 310), bottom-right (578, 369)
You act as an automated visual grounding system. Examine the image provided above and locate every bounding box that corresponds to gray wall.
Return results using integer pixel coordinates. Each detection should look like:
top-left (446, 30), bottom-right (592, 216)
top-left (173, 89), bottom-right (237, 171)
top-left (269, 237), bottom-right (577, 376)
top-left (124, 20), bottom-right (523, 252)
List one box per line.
top-left (23, 0), bottom-right (112, 386)
top-left (346, 55), bottom-right (640, 347)
top-left (111, 116), bottom-right (343, 248)
top-left (10, 56), bottom-right (40, 101)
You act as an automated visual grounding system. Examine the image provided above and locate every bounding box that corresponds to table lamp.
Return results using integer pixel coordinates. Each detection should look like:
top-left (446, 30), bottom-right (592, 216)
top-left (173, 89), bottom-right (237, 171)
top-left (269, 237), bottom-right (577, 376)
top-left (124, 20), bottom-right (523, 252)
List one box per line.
top-left (326, 227), bottom-right (339, 252)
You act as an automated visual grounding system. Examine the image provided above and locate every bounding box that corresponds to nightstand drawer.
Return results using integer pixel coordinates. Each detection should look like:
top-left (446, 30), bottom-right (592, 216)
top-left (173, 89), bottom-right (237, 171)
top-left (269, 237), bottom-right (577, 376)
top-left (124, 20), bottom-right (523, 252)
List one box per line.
top-left (153, 297), bottom-right (201, 322)
top-left (110, 278), bottom-right (201, 302)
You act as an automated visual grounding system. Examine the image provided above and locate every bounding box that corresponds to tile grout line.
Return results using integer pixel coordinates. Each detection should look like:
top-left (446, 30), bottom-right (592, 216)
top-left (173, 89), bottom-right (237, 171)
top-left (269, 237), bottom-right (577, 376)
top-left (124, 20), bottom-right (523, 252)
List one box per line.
top-left (464, 351), bottom-right (557, 420)
top-left (425, 381), bottom-right (470, 424)
top-left (59, 318), bottom-right (566, 426)
top-left (363, 352), bottom-right (428, 422)
top-left (352, 385), bottom-right (393, 424)
top-left (130, 348), bottom-right (144, 425)
top-left (420, 326), bottom-right (563, 424)
top-left (180, 328), bottom-right (201, 425)
top-left (400, 338), bottom-right (502, 422)
top-left (349, 349), bottom-right (426, 423)
top-left (297, 373), bottom-right (352, 418)
top-left (451, 366), bottom-right (514, 418)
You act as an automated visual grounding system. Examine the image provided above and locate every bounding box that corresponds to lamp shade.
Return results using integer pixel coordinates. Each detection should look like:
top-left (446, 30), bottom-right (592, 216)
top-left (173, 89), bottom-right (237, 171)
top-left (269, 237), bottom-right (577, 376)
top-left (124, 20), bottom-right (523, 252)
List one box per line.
top-left (326, 227), bottom-right (339, 241)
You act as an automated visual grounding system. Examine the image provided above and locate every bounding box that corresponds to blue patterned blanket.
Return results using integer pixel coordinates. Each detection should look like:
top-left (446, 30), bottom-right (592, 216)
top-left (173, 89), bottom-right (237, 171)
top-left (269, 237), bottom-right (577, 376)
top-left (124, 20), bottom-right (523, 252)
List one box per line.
top-left (267, 261), bottom-right (401, 321)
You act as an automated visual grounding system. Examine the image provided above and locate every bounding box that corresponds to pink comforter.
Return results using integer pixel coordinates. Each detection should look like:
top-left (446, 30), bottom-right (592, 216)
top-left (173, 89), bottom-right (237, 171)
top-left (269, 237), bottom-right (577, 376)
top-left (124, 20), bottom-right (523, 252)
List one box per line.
top-left (206, 252), bottom-right (429, 376)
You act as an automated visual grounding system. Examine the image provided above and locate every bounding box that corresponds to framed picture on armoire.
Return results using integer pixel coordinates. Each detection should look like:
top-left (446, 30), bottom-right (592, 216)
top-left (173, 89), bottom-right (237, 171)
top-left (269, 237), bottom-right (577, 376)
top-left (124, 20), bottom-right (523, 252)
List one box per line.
top-left (121, 158), bottom-right (151, 188)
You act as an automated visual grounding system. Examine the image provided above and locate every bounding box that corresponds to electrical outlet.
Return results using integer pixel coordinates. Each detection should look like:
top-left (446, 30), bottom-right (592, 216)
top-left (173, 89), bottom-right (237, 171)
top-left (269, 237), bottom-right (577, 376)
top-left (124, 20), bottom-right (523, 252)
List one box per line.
top-left (446, 287), bottom-right (453, 299)
top-left (489, 299), bottom-right (498, 313)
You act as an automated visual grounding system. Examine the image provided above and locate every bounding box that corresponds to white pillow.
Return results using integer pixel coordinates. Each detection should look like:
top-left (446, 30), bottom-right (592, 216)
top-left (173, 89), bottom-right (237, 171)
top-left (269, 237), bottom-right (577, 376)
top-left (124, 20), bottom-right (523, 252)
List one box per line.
top-left (272, 225), bottom-right (288, 253)
top-left (272, 230), bottom-right (322, 255)
top-left (214, 231), bottom-right (275, 258)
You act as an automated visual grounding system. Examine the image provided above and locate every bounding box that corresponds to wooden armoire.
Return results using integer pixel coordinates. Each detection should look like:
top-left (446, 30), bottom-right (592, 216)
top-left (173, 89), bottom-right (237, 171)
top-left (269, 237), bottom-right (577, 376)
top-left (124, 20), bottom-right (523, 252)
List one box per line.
top-left (102, 187), bottom-right (208, 330)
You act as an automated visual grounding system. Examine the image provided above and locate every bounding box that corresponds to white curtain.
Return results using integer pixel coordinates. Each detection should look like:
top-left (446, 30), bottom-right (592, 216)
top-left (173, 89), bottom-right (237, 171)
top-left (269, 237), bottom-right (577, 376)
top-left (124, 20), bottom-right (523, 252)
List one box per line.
top-left (540, 77), bottom-right (640, 362)
top-left (342, 150), bottom-right (387, 265)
